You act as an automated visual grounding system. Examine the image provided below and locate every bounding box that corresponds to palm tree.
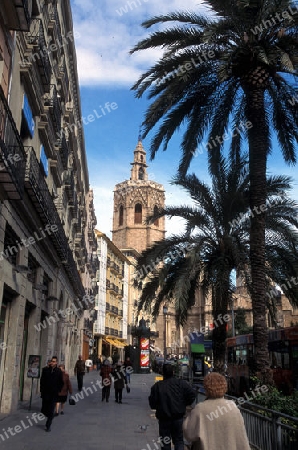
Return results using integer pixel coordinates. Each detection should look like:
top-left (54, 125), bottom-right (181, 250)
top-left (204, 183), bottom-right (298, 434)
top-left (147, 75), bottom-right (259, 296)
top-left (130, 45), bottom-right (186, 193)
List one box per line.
top-left (130, 0), bottom-right (298, 379)
top-left (135, 155), bottom-right (298, 372)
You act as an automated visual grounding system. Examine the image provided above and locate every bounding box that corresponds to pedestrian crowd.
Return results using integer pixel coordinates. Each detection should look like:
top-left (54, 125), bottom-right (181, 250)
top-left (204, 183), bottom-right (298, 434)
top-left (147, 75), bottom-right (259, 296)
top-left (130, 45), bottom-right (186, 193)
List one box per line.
top-left (39, 353), bottom-right (133, 432)
top-left (39, 354), bottom-right (250, 450)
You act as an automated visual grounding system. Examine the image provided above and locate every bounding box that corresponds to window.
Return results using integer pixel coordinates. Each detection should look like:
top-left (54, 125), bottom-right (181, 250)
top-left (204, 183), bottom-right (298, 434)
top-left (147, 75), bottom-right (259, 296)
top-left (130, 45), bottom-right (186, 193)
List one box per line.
top-left (119, 205), bottom-right (123, 226)
top-left (3, 224), bottom-right (19, 266)
top-left (138, 168), bottom-right (144, 180)
top-left (40, 145), bottom-right (48, 177)
top-left (21, 94), bottom-right (35, 139)
top-left (27, 252), bottom-right (39, 284)
top-left (135, 203), bottom-right (142, 224)
top-left (153, 205), bottom-right (159, 226)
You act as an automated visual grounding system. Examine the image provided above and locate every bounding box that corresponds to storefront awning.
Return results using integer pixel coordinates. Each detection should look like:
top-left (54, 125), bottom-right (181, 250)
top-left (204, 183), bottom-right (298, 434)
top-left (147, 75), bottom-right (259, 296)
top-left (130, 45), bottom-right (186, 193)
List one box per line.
top-left (105, 338), bottom-right (126, 348)
top-left (114, 339), bottom-right (126, 348)
top-left (190, 344), bottom-right (205, 353)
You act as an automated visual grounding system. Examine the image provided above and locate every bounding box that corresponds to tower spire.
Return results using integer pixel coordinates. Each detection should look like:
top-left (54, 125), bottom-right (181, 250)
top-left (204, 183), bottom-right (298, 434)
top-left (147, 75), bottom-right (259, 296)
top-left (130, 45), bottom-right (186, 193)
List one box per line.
top-left (130, 134), bottom-right (148, 181)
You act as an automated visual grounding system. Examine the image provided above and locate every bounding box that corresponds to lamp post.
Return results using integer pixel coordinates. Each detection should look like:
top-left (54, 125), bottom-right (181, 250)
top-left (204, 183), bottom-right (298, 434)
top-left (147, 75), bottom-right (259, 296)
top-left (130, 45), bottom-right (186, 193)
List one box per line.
top-left (163, 305), bottom-right (168, 363)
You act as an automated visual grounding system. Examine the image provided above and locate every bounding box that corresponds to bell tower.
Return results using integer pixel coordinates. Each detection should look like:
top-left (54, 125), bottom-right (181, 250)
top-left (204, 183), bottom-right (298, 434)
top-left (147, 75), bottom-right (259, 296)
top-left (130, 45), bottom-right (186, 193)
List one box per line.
top-left (112, 138), bottom-right (165, 254)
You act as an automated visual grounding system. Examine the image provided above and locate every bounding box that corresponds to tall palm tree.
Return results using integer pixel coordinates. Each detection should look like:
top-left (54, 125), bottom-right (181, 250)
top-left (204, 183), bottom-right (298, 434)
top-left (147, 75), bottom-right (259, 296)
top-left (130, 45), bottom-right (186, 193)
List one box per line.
top-left (130, 0), bottom-right (298, 379)
top-left (136, 156), bottom-right (298, 372)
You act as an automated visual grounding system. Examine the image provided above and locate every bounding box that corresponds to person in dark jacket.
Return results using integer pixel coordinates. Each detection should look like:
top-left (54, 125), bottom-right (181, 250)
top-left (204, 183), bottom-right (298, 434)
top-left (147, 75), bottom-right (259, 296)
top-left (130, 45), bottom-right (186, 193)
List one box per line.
top-left (40, 356), bottom-right (63, 432)
top-left (149, 363), bottom-right (196, 450)
top-left (112, 363), bottom-right (127, 403)
top-left (100, 359), bottom-right (112, 402)
top-left (74, 355), bottom-right (85, 391)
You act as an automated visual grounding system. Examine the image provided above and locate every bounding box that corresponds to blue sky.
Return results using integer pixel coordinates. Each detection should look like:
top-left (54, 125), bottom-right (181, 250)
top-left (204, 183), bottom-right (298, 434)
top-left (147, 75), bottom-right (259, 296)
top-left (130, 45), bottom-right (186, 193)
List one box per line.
top-left (70, 0), bottom-right (298, 238)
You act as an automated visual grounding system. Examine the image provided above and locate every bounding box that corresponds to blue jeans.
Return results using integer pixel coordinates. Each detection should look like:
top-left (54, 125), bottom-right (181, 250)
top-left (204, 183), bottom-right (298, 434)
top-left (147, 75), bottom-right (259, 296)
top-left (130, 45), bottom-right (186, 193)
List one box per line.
top-left (158, 417), bottom-right (184, 450)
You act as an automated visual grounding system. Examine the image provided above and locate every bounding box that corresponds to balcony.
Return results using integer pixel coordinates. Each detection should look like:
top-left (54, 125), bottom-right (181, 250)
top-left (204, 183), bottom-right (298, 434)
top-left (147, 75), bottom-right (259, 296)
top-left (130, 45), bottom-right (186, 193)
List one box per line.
top-left (63, 169), bottom-right (74, 201)
top-left (86, 253), bottom-right (98, 277)
top-left (47, 1), bottom-right (62, 46)
top-left (58, 135), bottom-right (69, 170)
top-left (87, 223), bottom-right (94, 242)
top-left (110, 261), bottom-right (120, 275)
top-left (0, 87), bottom-right (26, 200)
top-left (44, 85), bottom-right (62, 133)
top-left (72, 214), bottom-right (81, 233)
top-left (58, 59), bottom-right (69, 100)
top-left (24, 19), bottom-right (51, 89)
top-left (68, 190), bottom-right (78, 219)
top-left (24, 148), bottom-right (87, 297)
top-left (2, 0), bottom-right (31, 31)
top-left (110, 306), bottom-right (119, 315)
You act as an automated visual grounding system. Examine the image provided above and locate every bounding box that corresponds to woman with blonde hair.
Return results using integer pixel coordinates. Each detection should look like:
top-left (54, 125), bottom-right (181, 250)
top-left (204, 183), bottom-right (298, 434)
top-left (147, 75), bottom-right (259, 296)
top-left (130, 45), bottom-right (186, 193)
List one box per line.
top-left (183, 372), bottom-right (251, 450)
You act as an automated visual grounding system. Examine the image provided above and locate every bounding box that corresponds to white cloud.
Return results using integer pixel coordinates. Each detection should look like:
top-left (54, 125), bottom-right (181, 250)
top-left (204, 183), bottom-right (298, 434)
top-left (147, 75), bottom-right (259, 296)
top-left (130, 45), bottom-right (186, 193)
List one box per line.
top-left (71, 0), bottom-right (208, 86)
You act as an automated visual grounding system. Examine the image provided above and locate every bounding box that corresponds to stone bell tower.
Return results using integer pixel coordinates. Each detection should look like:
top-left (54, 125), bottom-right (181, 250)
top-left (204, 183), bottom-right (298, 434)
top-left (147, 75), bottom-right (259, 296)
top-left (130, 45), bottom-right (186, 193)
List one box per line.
top-left (112, 137), bottom-right (165, 254)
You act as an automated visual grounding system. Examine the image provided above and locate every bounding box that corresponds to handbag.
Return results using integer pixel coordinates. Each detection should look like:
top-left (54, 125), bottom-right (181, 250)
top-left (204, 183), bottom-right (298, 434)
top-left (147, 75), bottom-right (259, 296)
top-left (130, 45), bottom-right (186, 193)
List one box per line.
top-left (69, 397), bottom-right (76, 405)
top-left (126, 385), bottom-right (130, 393)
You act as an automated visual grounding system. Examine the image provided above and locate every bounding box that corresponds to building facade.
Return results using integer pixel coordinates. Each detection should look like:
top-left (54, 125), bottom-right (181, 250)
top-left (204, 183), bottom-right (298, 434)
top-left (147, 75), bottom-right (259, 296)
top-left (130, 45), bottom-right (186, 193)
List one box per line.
top-left (0, 0), bottom-right (97, 413)
top-left (93, 230), bottom-right (129, 361)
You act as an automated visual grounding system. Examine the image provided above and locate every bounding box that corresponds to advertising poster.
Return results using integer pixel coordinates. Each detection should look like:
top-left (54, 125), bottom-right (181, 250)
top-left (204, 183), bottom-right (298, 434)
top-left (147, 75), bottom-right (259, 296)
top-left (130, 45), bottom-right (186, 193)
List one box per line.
top-left (27, 354), bottom-right (41, 378)
top-left (140, 337), bottom-right (150, 368)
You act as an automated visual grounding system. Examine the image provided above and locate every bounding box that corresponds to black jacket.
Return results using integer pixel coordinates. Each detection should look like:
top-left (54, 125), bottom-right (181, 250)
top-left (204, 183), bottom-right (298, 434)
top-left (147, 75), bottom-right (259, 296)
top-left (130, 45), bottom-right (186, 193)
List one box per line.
top-left (40, 366), bottom-right (64, 401)
top-left (149, 377), bottom-right (196, 420)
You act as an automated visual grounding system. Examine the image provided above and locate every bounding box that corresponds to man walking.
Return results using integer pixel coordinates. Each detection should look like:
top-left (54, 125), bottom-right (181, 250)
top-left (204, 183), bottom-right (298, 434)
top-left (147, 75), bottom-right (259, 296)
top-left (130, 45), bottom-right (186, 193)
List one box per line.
top-left (74, 355), bottom-right (85, 391)
top-left (100, 359), bottom-right (112, 402)
top-left (40, 356), bottom-right (63, 432)
top-left (149, 364), bottom-right (196, 450)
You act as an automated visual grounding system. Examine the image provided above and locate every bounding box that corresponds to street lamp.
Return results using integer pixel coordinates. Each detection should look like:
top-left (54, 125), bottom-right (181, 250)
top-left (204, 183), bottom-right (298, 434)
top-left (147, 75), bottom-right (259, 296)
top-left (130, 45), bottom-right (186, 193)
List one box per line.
top-left (163, 305), bottom-right (168, 363)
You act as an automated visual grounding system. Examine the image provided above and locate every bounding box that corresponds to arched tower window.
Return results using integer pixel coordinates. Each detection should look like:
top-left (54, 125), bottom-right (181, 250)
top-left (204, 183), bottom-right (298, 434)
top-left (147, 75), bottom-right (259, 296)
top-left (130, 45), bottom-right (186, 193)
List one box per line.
top-left (140, 155), bottom-right (143, 162)
top-left (138, 167), bottom-right (144, 180)
top-left (153, 205), bottom-right (159, 226)
top-left (119, 205), bottom-right (124, 226)
top-left (135, 203), bottom-right (142, 224)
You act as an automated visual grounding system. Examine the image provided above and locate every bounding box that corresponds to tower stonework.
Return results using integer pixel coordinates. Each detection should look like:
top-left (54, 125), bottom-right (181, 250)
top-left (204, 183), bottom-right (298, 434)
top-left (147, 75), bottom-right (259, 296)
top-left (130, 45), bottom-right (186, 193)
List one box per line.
top-left (112, 139), bottom-right (165, 254)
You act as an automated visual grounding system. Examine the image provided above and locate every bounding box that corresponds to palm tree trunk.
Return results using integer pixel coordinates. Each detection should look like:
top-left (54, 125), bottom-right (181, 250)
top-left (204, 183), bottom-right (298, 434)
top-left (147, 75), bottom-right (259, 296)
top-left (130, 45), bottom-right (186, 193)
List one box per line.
top-left (212, 281), bottom-right (229, 374)
top-left (245, 87), bottom-right (272, 383)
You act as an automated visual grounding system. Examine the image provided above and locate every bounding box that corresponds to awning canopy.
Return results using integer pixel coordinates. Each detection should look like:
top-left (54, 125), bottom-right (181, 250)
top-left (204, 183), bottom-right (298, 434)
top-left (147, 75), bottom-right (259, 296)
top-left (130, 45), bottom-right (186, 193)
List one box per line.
top-left (114, 339), bottom-right (126, 348)
top-left (190, 344), bottom-right (205, 354)
top-left (105, 337), bottom-right (126, 348)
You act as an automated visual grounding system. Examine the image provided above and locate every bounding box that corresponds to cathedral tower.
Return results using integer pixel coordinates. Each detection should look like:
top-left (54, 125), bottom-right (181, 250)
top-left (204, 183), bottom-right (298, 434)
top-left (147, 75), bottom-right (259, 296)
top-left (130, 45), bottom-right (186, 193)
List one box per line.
top-left (112, 138), bottom-right (165, 254)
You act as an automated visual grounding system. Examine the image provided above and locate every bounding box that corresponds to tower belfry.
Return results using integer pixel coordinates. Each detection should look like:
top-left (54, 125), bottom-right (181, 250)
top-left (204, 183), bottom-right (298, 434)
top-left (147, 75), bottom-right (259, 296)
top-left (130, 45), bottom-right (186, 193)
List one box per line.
top-left (130, 138), bottom-right (148, 182)
top-left (112, 138), bottom-right (165, 254)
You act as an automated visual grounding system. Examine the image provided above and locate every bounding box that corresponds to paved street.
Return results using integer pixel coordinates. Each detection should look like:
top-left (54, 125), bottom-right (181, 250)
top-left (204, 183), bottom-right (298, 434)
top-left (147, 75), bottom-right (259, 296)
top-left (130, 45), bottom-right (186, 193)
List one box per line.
top-left (0, 370), bottom-right (160, 450)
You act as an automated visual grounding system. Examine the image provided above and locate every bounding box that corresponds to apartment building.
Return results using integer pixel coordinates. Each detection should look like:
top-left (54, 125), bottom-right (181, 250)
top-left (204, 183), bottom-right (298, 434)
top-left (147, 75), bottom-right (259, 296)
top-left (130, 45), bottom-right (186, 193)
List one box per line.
top-left (0, 0), bottom-right (98, 413)
top-left (94, 231), bottom-right (129, 361)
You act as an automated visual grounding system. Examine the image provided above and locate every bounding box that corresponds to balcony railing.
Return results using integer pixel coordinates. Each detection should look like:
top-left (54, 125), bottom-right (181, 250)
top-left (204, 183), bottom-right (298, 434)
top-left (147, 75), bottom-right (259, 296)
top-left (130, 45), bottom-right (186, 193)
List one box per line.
top-left (63, 169), bottom-right (75, 200)
top-left (58, 135), bottom-right (69, 170)
top-left (2, 0), bottom-right (31, 31)
top-left (24, 146), bottom-right (85, 297)
top-left (0, 86), bottom-right (26, 199)
top-left (48, 1), bottom-right (62, 46)
top-left (58, 59), bottom-right (69, 100)
top-left (24, 19), bottom-right (51, 88)
top-left (110, 306), bottom-right (119, 315)
top-left (110, 261), bottom-right (120, 274)
top-left (44, 85), bottom-right (62, 132)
